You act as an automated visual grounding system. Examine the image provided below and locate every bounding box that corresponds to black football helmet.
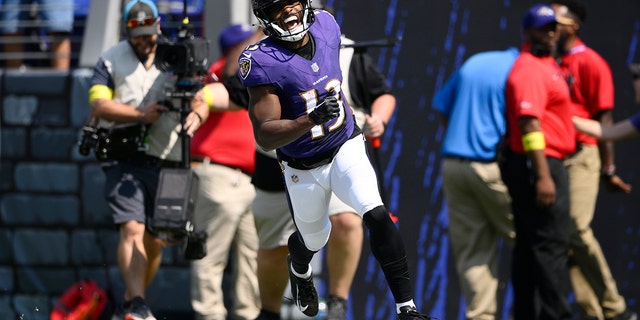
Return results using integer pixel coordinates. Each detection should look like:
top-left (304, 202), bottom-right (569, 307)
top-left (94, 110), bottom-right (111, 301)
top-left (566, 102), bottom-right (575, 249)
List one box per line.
top-left (251, 0), bottom-right (316, 42)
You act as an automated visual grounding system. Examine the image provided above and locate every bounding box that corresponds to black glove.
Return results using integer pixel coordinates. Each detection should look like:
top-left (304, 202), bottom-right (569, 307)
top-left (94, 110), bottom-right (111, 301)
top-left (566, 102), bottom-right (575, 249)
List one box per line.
top-left (309, 96), bottom-right (340, 125)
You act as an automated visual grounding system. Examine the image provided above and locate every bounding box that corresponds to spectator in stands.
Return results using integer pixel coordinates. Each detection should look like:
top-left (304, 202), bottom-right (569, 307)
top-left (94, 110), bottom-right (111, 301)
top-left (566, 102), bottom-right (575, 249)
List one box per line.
top-left (0, 0), bottom-right (73, 70)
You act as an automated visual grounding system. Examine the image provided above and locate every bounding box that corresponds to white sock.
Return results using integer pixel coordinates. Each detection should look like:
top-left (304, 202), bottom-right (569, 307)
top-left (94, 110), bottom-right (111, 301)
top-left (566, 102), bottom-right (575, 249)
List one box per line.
top-left (291, 264), bottom-right (313, 279)
top-left (396, 300), bottom-right (416, 314)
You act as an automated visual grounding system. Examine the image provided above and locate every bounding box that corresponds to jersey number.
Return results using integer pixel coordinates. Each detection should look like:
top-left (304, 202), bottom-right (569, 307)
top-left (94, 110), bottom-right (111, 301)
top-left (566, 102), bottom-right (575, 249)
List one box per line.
top-left (301, 79), bottom-right (347, 139)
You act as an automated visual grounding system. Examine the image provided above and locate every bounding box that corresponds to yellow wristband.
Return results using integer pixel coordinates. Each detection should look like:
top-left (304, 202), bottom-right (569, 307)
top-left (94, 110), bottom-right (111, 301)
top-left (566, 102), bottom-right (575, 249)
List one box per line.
top-left (202, 85), bottom-right (214, 108)
top-left (522, 131), bottom-right (546, 152)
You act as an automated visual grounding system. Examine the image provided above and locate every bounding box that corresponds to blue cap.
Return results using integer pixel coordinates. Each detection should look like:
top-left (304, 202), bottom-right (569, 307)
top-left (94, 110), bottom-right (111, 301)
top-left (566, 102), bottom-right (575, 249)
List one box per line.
top-left (522, 4), bottom-right (558, 29)
top-left (219, 24), bottom-right (255, 54)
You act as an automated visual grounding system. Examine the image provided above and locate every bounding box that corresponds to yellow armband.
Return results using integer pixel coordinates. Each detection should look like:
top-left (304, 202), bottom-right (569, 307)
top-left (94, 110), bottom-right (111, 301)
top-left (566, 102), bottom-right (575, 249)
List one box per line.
top-left (522, 131), bottom-right (546, 152)
top-left (202, 85), bottom-right (214, 108)
top-left (88, 84), bottom-right (113, 103)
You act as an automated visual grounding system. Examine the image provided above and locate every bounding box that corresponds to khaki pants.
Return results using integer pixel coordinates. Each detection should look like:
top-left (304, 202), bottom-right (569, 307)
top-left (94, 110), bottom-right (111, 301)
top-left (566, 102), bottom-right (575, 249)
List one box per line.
top-left (442, 158), bottom-right (515, 320)
top-left (190, 162), bottom-right (260, 320)
top-left (564, 145), bottom-right (626, 320)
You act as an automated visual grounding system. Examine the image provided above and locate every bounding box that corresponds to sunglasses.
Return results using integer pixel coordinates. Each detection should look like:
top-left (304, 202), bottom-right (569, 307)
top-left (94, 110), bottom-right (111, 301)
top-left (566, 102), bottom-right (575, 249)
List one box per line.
top-left (127, 18), bottom-right (156, 28)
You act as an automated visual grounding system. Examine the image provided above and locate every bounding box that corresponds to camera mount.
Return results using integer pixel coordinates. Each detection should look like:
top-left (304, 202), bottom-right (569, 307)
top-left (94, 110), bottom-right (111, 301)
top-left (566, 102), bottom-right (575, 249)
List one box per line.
top-left (150, 0), bottom-right (210, 259)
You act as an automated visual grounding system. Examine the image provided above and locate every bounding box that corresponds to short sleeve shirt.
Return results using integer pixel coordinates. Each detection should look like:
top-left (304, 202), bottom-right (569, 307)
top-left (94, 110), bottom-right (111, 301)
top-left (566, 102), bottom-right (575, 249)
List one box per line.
top-left (559, 39), bottom-right (614, 145)
top-left (505, 51), bottom-right (576, 159)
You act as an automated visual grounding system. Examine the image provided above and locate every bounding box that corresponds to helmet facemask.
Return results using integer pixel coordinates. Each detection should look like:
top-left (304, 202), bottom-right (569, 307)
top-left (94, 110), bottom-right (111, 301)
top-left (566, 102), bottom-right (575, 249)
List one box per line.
top-left (253, 0), bottom-right (316, 42)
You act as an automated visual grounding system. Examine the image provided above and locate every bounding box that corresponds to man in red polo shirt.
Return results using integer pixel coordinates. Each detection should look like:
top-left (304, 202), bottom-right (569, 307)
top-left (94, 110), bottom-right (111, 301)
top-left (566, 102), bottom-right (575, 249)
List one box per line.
top-left (189, 24), bottom-right (263, 320)
top-left (501, 4), bottom-right (575, 319)
top-left (551, 2), bottom-right (635, 320)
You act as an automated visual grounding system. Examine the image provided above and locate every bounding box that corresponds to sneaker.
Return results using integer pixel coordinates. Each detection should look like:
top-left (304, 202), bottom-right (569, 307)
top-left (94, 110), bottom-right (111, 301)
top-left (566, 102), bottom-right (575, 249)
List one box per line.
top-left (606, 310), bottom-right (638, 320)
top-left (397, 306), bottom-right (436, 320)
top-left (287, 255), bottom-right (319, 317)
top-left (326, 295), bottom-right (347, 320)
top-left (124, 296), bottom-right (156, 320)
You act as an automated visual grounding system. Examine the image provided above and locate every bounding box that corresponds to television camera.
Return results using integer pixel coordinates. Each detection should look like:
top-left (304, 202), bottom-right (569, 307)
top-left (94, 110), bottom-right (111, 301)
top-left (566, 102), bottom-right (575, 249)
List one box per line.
top-left (150, 11), bottom-right (210, 260)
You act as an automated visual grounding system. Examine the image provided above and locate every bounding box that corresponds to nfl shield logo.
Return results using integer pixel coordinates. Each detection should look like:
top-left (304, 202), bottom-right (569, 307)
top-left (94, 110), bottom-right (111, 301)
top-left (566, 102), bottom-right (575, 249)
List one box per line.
top-left (311, 62), bottom-right (319, 72)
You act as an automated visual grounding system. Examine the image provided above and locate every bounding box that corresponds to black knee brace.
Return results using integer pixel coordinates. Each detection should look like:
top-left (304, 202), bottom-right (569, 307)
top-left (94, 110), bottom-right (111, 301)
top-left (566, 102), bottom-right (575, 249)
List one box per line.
top-left (363, 205), bottom-right (406, 263)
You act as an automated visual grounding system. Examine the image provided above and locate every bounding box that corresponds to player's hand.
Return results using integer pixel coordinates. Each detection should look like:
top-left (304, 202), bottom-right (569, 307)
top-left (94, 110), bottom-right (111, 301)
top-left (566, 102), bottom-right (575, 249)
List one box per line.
top-left (309, 96), bottom-right (340, 125)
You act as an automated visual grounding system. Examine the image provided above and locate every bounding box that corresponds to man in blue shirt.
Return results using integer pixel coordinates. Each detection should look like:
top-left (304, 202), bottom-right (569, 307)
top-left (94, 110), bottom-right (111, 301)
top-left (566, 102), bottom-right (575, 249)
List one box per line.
top-left (432, 48), bottom-right (518, 320)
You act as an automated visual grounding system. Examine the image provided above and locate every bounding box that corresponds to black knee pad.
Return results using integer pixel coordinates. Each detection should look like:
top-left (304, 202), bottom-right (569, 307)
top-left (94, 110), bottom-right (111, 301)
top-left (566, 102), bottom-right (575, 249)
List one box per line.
top-left (362, 205), bottom-right (392, 231)
top-left (363, 205), bottom-right (405, 259)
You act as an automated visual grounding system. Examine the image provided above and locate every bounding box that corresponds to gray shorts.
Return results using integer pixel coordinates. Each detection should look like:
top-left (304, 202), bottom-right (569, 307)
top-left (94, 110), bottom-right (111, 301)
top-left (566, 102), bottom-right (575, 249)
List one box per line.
top-left (102, 161), bottom-right (161, 225)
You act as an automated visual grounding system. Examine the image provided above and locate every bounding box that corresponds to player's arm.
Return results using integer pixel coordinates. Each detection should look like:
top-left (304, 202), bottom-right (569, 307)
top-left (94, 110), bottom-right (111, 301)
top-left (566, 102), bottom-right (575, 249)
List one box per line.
top-left (247, 84), bottom-right (317, 151)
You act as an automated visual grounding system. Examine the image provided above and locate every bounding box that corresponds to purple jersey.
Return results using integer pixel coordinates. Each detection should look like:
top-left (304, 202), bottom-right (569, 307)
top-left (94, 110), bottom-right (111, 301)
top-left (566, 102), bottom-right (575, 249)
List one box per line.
top-left (239, 10), bottom-right (355, 159)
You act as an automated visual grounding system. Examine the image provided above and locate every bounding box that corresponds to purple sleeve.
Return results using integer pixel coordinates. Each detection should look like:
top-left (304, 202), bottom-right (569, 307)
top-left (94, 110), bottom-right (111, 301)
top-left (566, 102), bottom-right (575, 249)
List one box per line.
top-left (630, 112), bottom-right (640, 131)
top-left (238, 51), bottom-right (271, 88)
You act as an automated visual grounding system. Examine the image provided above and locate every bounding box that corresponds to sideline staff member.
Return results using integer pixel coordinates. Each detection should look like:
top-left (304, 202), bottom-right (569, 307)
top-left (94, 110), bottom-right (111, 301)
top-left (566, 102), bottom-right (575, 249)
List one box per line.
top-left (502, 4), bottom-right (575, 320)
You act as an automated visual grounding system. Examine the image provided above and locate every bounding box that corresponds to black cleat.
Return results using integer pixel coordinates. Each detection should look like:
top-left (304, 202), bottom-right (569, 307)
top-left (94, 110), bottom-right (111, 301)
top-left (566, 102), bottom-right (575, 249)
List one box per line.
top-left (287, 255), bottom-right (319, 317)
top-left (397, 306), bottom-right (437, 320)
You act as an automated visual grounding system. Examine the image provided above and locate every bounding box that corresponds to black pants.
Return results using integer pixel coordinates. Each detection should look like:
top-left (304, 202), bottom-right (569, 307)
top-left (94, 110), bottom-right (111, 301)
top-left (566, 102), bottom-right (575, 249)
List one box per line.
top-left (502, 153), bottom-right (572, 320)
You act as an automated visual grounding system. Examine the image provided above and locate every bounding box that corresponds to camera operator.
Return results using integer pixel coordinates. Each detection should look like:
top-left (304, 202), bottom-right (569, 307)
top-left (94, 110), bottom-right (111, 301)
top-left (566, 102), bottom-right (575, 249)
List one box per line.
top-left (87, 1), bottom-right (209, 319)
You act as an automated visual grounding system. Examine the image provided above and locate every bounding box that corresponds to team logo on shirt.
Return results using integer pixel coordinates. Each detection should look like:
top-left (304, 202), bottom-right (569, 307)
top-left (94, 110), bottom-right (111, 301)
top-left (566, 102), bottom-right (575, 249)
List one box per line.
top-left (291, 174), bottom-right (299, 183)
top-left (239, 57), bottom-right (251, 80)
top-left (311, 62), bottom-right (319, 73)
top-left (519, 101), bottom-right (532, 109)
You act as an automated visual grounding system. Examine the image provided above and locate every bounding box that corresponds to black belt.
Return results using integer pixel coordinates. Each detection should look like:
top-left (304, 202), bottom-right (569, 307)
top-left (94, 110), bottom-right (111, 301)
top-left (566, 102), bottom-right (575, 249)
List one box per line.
top-left (123, 154), bottom-right (182, 168)
top-left (191, 157), bottom-right (251, 176)
top-left (444, 155), bottom-right (495, 164)
top-left (565, 143), bottom-right (584, 158)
